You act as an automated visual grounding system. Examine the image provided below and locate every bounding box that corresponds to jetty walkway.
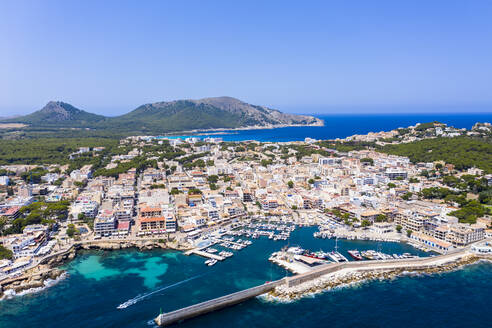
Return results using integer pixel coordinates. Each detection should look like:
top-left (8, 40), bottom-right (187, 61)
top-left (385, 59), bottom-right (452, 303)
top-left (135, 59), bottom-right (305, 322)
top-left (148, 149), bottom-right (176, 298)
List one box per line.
top-left (212, 238), bottom-right (246, 247)
top-left (185, 249), bottom-right (225, 261)
top-left (283, 247), bottom-right (471, 288)
top-left (154, 280), bottom-right (285, 326)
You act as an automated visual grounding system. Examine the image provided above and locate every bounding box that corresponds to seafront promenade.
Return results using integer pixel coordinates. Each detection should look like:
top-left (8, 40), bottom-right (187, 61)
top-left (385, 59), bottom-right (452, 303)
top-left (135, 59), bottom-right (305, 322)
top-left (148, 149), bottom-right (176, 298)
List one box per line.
top-left (154, 242), bottom-right (490, 326)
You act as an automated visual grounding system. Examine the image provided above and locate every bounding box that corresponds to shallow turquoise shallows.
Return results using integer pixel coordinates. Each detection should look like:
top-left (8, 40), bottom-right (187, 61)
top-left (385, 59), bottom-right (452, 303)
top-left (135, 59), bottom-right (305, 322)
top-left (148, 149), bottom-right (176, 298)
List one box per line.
top-left (0, 227), bottom-right (490, 328)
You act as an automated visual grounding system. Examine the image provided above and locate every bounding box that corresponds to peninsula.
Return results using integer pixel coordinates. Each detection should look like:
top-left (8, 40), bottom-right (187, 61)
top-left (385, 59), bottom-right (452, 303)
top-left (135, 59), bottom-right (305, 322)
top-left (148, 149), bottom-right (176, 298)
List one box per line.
top-left (0, 97), bottom-right (323, 135)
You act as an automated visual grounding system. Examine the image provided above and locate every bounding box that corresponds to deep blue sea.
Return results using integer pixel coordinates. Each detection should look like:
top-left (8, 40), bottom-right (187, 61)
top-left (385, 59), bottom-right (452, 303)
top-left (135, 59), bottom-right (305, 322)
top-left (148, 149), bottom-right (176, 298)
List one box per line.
top-left (1, 227), bottom-right (490, 328)
top-left (167, 112), bottom-right (492, 141)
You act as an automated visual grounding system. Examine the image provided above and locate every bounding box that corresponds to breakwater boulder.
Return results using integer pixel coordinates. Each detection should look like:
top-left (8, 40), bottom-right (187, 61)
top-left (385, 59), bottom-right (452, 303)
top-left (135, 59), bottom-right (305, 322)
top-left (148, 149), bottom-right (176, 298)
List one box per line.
top-left (269, 255), bottom-right (485, 301)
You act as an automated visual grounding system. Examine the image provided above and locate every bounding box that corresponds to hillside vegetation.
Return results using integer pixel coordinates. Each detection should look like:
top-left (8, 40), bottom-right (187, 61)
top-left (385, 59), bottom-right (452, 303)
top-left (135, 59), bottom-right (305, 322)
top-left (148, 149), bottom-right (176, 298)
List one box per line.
top-left (380, 137), bottom-right (492, 173)
top-left (6, 101), bottom-right (105, 127)
top-left (0, 138), bottom-right (119, 165)
top-left (2, 97), bottom-right (322, 134)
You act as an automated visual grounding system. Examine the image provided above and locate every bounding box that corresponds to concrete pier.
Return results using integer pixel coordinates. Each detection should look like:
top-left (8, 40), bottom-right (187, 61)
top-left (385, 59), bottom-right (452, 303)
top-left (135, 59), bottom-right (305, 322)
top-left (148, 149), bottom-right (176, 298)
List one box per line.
top-left (283, 248), bottom-right (472, 288)
top-left (154, 280), bottom-right (285, 326)
top-left (155, 243), bottom-right (486, 326)
top-left (187, 249), bottom-right (225, 261)
top-left (269, 256), bottom-right (311, 274)
top-left (184, 242), bottom-right (225, 261)
top-left (212, 238), bottom-right (246, 247)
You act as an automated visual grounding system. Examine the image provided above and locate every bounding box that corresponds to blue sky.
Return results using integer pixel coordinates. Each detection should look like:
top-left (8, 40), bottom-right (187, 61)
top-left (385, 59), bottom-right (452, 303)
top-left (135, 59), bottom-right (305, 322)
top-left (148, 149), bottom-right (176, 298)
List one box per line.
top-left (1, 0), bottom-right (492, 116)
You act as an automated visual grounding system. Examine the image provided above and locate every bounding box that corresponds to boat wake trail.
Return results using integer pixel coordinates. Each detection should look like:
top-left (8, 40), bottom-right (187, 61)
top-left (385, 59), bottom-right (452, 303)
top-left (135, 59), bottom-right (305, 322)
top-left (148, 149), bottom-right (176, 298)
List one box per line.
top-left (117, 275), bottom-right (203, 309)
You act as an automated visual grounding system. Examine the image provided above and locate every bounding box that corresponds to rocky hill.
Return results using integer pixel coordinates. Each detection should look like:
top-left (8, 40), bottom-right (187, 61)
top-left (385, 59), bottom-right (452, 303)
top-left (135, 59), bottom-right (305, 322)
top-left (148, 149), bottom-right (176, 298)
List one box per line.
top-left (2, 97), bottom-right (323, 133)
top-left (3, 101), bottom-right (105, 127)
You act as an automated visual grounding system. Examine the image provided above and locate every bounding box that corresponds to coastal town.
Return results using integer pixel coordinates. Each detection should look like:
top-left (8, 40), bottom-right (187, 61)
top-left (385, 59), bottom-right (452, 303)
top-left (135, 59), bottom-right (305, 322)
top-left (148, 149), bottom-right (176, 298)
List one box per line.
top-left (3, 2), bottom-right (492, 327)
top-left (0, 121), bottom-right (491, 296)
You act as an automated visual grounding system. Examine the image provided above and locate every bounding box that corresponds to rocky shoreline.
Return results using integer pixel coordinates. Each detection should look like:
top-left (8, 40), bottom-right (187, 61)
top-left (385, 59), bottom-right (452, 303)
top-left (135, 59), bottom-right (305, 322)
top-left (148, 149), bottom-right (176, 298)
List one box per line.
top-left (159, 120), bottom-right (325, 137)
top-left (0, 239), bottom-right (192, 299)
top-left (77, 239), bottom-right (192, 252)
top-left (0, 268), bottom-right (66, 300)
top-left (266, 255), bottom-right (490, 302)
top-left (3, 241), bottom-right (489, 302)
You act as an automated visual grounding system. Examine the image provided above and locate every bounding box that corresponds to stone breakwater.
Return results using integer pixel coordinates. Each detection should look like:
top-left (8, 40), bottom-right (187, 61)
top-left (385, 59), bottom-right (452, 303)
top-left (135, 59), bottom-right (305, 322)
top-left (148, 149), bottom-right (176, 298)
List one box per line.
top-left (267, 255), bottom-right (489, 301)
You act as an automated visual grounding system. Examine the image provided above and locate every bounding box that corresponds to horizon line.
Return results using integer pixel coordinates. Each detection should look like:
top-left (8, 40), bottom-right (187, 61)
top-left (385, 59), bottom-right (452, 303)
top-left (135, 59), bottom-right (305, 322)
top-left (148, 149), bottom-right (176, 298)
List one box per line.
top-left (1, 101), bottom-right (492, 117)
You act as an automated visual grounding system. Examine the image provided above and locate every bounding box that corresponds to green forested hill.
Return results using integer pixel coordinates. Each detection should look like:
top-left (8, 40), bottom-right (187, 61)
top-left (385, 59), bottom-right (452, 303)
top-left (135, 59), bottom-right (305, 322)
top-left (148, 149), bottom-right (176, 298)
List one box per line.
top-left (380, 137), bottom-right (492, 173)
top-left (4, 101), bottom-right (105, 127)
top-left (1, 97), bottom-right (322, 134)
top-left (105, 100), bottom-right (257, 133)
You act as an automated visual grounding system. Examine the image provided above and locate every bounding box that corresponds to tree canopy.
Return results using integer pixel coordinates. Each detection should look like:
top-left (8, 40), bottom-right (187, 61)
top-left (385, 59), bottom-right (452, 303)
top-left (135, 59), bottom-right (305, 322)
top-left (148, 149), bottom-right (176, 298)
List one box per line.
top-left (380, 137), bottom-right (492, 173)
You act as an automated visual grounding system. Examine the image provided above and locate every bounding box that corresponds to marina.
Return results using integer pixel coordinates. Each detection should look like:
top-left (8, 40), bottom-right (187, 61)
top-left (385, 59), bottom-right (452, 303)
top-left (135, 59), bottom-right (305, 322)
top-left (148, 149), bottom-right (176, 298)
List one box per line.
top-left (184, 220), bottom-right (435, 271)
top-left (183, 220), bottom-right (298, 265)
top-left (155, 241), bottom-right (490, 326)
top-left (1, 226), bottom-right (490, 328)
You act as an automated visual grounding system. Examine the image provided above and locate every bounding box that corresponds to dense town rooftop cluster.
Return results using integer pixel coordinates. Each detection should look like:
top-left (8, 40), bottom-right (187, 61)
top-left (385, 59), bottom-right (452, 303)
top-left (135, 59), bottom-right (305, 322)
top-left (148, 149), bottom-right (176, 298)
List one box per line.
top-left (0, 122), bottom-right (491, 279)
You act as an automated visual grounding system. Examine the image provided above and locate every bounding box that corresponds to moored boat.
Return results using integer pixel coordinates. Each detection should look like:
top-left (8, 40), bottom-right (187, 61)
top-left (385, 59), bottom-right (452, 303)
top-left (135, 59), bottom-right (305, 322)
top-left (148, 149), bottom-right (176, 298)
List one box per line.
top-left (327, 251), bottom-right (348, 262)
top-left (361, 250), bottom-right (377, 260)
top-left (286, 246), bottom-right (304, 255)
top-left (347, 250), bottom-right (363, 260)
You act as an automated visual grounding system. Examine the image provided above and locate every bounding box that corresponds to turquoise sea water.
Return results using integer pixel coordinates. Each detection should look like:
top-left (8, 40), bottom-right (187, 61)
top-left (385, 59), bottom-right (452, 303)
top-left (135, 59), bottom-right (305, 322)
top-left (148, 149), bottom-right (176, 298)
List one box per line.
top-left (165, 113), bottom-right (492, 142)
top-left (1, 227), bottom-right (490, 328)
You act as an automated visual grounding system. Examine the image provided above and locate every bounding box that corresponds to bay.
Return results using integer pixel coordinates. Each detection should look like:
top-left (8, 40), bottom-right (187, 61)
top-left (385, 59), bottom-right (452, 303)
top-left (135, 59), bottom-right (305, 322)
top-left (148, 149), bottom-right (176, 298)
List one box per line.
top-left (166, 113), bottom-right (492, 142)
top-left (1, 227), bottom-right (490, 328)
